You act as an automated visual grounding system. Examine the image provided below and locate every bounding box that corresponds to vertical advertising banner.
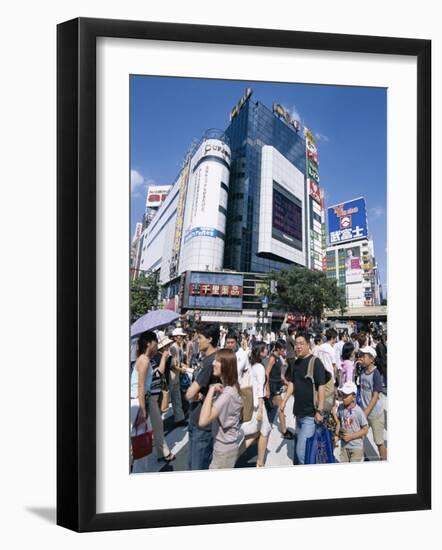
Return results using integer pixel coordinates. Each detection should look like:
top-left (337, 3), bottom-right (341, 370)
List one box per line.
top-left (304, 127), bottom-right (324, 270)
top-left (169, 163), bottom-right (190, 278)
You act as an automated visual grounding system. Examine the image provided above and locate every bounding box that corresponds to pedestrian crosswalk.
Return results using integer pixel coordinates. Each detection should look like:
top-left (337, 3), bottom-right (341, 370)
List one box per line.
top-left (131, 393), bottom-right (388, 473)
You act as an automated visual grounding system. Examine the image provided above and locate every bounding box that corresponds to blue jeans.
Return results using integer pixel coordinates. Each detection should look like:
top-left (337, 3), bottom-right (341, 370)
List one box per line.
top-left (188, 423), bottom-right (214, 470)
top-left (294, 416), bottom-right (316, 465)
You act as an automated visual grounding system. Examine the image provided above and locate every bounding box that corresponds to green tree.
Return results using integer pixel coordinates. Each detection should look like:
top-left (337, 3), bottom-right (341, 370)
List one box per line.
top-left (267, 266), bottom-right (346, 320)
top-left (130, 272), bottom-right (159, 322)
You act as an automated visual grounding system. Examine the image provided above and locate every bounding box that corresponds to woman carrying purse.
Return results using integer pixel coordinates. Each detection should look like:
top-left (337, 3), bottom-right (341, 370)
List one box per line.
top-left (148, 335), bottom-right (176, 463)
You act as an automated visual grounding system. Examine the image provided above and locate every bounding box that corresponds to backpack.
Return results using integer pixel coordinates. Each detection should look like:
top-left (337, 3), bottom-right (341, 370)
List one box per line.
top-left (305, 356), bottom-right (336, 414)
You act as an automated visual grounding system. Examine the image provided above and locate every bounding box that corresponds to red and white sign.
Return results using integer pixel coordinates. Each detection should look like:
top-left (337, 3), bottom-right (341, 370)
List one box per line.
top-left (146, 185), bottom-right (172, 208)
top-left (340, 215), bottom-right (352, 229)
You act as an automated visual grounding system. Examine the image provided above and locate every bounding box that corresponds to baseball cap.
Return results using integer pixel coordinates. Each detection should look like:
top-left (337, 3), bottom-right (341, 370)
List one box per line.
top-left (339, 381), bottom-right (358, 395)
top-left (172, 327), bottom-right (187, 337)
top-left (359, 345), bottom-right (377, 359)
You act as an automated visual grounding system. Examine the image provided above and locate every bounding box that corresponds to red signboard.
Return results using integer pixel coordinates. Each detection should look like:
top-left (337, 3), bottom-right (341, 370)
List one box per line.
top-left (287, 313), bottom-right (312, 329)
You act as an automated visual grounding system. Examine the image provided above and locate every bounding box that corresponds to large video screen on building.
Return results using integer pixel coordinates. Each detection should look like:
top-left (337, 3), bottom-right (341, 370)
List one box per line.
top-left (272, 181), bottom-right (302, 250)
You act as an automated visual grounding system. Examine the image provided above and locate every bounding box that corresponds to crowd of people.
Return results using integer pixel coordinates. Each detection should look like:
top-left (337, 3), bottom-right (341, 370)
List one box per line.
top-left (130, 321), bottom-right (388, 470)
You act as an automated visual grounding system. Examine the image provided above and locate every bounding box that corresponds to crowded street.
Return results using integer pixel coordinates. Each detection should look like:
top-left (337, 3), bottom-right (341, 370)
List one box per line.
top-left (130, 325), bottom-right (388, 473)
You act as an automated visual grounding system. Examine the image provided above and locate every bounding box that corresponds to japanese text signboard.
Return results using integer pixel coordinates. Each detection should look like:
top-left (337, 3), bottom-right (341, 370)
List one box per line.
top-left (183, 272), bottom-right (244, 310)
top-left (328, 198), bottom-right (368, 244)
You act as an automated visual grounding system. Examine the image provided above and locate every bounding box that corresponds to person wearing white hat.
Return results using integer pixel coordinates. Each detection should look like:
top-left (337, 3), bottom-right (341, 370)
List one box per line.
top-left (336, 381), bottom-right (368, 463)
top-left (359, 345), bottom-right (387, 461)
top-left (147, 335), bottom-right (176, 463)
top-left (168, 327), bottom-right (188, 427)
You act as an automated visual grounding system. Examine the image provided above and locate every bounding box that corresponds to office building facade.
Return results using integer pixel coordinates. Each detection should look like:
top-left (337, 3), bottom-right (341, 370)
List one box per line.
top-left (136, 91), bottom-right (328, 322)
top-left (326, 198), bottom-right (381, 307)
top-left (224, 91), bottom-right (314, 272)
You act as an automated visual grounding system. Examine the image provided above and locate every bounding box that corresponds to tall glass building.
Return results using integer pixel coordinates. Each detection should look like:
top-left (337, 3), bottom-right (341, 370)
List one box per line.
top-left (224, 94), bottom-right (307, 273)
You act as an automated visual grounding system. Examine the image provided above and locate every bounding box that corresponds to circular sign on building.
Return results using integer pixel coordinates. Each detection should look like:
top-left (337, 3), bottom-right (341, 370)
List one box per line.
top-left (340, 215), bottom-right (352, 229)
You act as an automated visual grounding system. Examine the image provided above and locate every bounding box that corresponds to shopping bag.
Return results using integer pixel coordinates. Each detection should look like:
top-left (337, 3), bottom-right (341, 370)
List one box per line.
top-left (356, 384), bottom-right (362, 407)
top-left (304, 424), bottom-right (335, 464)
top-left (131, 422), bottom-right (153, 460)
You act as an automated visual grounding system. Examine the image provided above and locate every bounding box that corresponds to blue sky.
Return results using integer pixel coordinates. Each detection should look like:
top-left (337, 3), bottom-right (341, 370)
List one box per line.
top-left (130, 76), bottom-right (387, 293)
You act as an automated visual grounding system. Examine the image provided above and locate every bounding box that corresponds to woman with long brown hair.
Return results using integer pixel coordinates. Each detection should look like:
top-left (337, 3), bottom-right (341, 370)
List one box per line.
top-left (199, 348), bottom-right (243, 469)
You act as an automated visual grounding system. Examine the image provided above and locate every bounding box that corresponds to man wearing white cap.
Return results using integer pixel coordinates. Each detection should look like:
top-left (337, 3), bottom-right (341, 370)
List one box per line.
top-left (168, 327), bottom-right (187, 426)
top-left (336, 381), bottom-right (368, 463)
top-left (359, 345), bottom-right (387, 460)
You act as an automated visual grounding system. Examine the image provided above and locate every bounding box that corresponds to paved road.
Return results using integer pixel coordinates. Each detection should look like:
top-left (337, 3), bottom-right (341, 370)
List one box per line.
top-left (132, 393), bottom-right (388, 474)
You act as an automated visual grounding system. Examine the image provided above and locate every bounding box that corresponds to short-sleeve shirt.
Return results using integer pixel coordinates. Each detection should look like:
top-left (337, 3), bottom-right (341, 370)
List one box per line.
top-left (360, 367), bottom-right (384, 418)
top-left (337, 403), bottom-right (368, 449)
top-left (315, 343), bottom-right (336, 381)
top-left (334, 340), bottom-right (345, 370)
top-left (340, 359), bottom-right (355, 385)
top-left (286, 335), bottom-right (296, 359)
top-left (188, 351), bottom-right (219, 430)
top-left (290, 355), bottom-right (327, 417)
top-left (212, 386), bottom-right (243, 451)
top-left (251, 362), bottom-right (266, 406)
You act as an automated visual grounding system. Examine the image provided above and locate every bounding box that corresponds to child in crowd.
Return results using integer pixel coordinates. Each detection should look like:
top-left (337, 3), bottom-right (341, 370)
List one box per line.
top-left (336, 381), bottom-right (368, 463)
top-left (340, 342), bottom-right (355, 385)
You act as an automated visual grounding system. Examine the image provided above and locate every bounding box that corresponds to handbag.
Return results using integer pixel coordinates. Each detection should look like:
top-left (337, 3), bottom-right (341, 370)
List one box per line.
top-left (240, 385), bottom-right (254, 422)
top-left (239, 365), bottom-right (253, 423)
top-left (131, 421), bottom-right (153, 460)
top-left (180, 372), bottom-right (191, 392)
top-left (158, 374), bottom-right (170, 413)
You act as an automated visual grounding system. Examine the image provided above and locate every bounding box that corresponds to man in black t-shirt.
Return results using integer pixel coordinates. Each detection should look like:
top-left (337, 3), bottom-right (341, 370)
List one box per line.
top-left (280, 331), bottom-right (327, 464)
top-left (185, 323), bottom-right (220, 470)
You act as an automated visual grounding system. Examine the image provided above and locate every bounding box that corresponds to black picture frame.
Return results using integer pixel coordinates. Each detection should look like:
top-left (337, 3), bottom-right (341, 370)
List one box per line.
top-left (57, 17), bottom-right (431, 532)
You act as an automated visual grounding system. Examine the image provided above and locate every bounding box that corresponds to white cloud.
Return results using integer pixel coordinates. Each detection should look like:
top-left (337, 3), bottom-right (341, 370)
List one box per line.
top-left (369, 206), bottom-right (385, 219)
top-left (131, 169), bottom-right (145, 193)
top-left (130, 170), bottom-right (160, 199)
top-left (289, 104), bottom-right (302, 122)
top-left (315, 132), bottom-right (330, 142)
